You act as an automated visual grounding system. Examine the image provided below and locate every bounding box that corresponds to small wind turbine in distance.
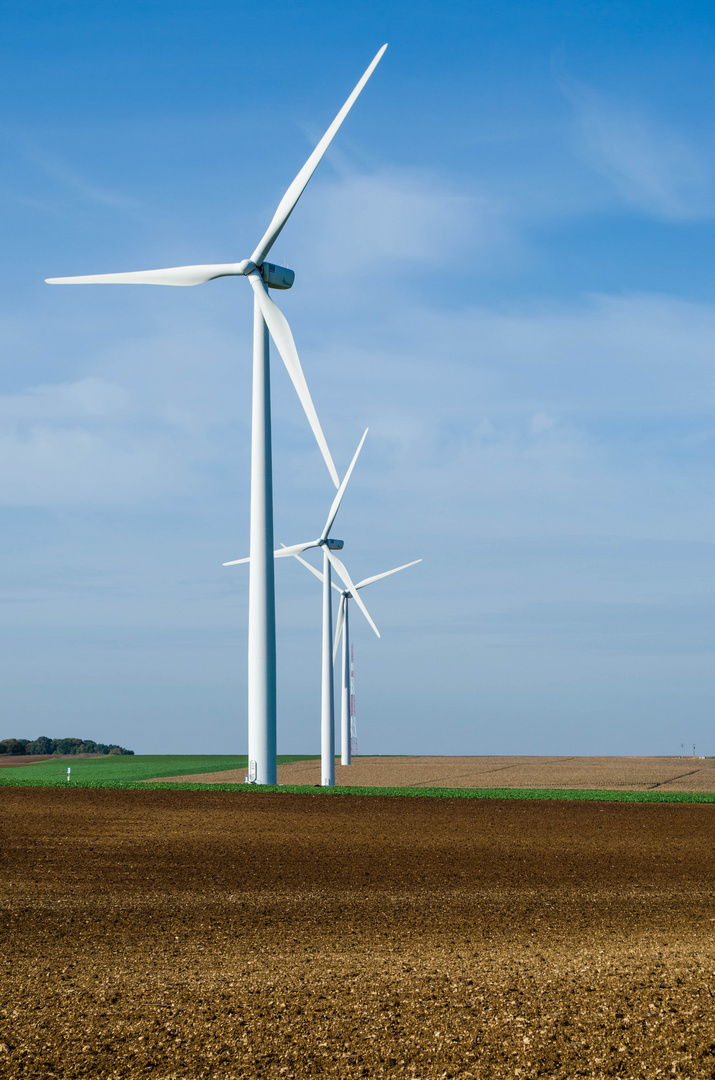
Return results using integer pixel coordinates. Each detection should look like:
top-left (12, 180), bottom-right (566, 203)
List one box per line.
top-left (224, 429), bottom-right (370, 787)
top-left (293, 554), bottom-right (421, 765)
top-left (44, 46), bottom-right (388, 786)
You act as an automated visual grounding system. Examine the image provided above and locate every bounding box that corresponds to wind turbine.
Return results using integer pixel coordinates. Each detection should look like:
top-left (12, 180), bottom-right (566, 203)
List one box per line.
top-left (293, 555), bottom-right (421, 765)
top-left (44, 46), bottom-right (387, 786)
top-left (224, 430), bottom-right (370, 787)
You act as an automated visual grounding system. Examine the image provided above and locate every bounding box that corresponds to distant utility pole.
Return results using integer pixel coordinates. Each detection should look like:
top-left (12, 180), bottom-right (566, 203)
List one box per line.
top-left (693, 743), bottom-right (696, 757)
top-left (680, 743), bottom-right (684, 759)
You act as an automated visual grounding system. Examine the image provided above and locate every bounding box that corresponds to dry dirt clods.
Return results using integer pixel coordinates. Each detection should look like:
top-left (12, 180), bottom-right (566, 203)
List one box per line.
top-left (1, 787), bottom-right (715, 1079)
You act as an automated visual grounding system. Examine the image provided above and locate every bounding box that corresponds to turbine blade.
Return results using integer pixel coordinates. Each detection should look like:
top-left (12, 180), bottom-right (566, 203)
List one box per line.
top-left (321, 428), bottom-right (368, 539)
top-left (46, 263), bottom-right (243, 287)
top-left (355, 559), bottom-right (422, 590)
top-left (249, 274), bottom-right (339, 489)
top-left (225, 539), bottom-right (318, 566)
top-left (286, 547), bottom-right (340, 593)
top-left (250, 45), bottom-right (388, 266)
top-left (274, 540), bottom-right (320, 559)
top-left (291, 550), bottom-right (325, 584)
top-left (326, 550), bottom-right (380, 638)
top-left (333, 595), bottom-right (346, 664)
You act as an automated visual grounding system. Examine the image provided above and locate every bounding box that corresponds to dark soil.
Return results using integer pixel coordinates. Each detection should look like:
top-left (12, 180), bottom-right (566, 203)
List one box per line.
top-left (0, 755), bottom-right (56, 767)
top-left (2, 787), bottom-right (714, 1079)
top-left (0, 754), bottom-right (110, 768)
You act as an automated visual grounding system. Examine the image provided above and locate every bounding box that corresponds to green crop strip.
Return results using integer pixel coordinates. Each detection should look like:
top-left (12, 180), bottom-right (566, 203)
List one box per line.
top-left (0, 754), bottom-right (313, 785)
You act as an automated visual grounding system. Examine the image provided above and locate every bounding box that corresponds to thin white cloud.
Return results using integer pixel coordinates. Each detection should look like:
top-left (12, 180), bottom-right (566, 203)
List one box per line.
top-left (561, 79), bottom-right (711, 220)
top-left (9, 131), bottom-right (149, 220)
top-left (304, 289), bottom-right (715, 548)
top-left (0, 377), bottom-right (130, 423)
top-left (290, 166), bottom-right (514, 277)
top-left (0, 376), bottom-right (198, 506)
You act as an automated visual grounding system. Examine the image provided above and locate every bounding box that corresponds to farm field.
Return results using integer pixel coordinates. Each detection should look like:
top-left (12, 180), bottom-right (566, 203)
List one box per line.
top-left (2, 786), bottom-right (715, 1079)
top-left (163, 754), bottom-right (715, 793)
top-left (0, 755), bottom-right (309, 788)
top-left (3, 755), bottom-right (715, 804)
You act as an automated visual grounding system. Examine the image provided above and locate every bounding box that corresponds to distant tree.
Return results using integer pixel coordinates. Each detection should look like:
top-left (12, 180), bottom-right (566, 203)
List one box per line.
top-left (0, 738), bottom-right (30, 755)
top-left (26, 736), bottom-right (54, 755)
top-left (2, 735), bottom-right (134, 755)
top-left (53, 738), bottom-right (84, 755)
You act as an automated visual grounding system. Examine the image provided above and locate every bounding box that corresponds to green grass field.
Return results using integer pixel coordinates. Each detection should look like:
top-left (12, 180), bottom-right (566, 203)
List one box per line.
top-left (0, 754), bottom-right (307, 786)
top-left (1, 754), bottom-right (715, 803)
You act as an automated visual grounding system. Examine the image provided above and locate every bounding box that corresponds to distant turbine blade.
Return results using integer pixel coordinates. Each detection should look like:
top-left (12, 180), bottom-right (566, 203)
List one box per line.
top-left (321, 428), bottom-right (368, 540)
top-left (355, 559), bottom-right (422, 590)
top-left (290, 549), bottom-right (342, 593)
top-left (291, 550), bottom-right (325, 584)
top-left (249, 274), bottom-right (339, 489)
top-left (333, 595), bottom-right (347, 663)
top-left (275, 540), bottom-right (320, 559)
top-left (250, 45), bottom-right (388, 266)
top-left (326, 550), bottom-right (380, 638)
top-left (46, 263), bottom-right (244, 287)
top-left (228, 541), bottom-right (319, 565)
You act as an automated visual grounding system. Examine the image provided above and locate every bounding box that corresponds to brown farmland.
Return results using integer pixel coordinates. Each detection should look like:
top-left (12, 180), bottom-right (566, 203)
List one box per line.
top-left (156, 754), bottom-right (715, 792)
top-left (2, 787), bottom-right (715, 1080)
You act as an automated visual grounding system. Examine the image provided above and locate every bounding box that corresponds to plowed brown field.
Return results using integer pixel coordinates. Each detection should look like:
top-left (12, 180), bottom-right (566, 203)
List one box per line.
top-left (2, 787), bottom-right (715, 1080)
top-left (155, 754), bottom-right (715, 792)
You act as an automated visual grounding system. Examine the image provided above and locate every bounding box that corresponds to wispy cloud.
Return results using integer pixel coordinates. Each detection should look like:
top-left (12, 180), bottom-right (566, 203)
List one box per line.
top-left (290, 166), bottom-right (514, 278)
top-left (301, 289), bottom-right (715, 550)
top-left (0, 376), bottom-right (206, 506)
top-left (561, 78), bottom-right (711, 220)
top-left (8, 130), bottom-right (150, 221)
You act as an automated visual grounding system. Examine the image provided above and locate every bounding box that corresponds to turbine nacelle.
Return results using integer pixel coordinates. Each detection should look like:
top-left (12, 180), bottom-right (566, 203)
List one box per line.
top-left (260, 262), bottom-right (295, 290)
top-left (323, 538), bottom-right (344, 550)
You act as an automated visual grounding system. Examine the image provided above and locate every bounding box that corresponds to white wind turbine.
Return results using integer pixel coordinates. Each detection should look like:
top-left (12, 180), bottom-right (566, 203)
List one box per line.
top-left (44, 46), bottom-right (387, 786)
top-left (224, 429), bottom-right (370, 787)
top-left (293, 555), bottom-right (421, 766)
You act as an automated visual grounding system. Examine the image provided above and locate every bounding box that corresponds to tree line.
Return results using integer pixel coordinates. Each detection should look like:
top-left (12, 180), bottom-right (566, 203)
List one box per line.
top-left (0, 737), bottom-right (134, 756)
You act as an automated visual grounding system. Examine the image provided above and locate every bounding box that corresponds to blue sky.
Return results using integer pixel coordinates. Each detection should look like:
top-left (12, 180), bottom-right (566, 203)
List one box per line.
top-left (1, 0), bottom-right (714, 755)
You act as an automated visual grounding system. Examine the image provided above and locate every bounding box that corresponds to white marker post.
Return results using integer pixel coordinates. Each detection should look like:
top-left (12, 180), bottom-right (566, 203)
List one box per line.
top-left (67, 767), bottom-right (71, 783)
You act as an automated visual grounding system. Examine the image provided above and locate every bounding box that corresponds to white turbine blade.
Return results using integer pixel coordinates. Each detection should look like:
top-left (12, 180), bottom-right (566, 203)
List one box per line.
top-left (321, 428), bottom-right (368, 540)
top-left (355, 559), bottom-right (422, 590)
top-left (290, 549), bottom-right (342, 593)
top-left (333, 595), bottom-right (346, 664)
top-left (249, 274), bottom-right (339, 489)
top-left (227, 540), bottom-right (319, 566)
top-left (326, 550), bottom-right (380, 638)
top-left (46, 263), bottom-right (244, 287)
top-left (291, 550), bottom-right (324, 584)
top-left (275, 540), bottom-right (320, 559)
top-left (250, 44), bottom-right (388, 266)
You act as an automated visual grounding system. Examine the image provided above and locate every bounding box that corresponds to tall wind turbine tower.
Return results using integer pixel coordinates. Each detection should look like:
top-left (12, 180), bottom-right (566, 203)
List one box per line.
top-left (44, 47), bottom-right (387, 785)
